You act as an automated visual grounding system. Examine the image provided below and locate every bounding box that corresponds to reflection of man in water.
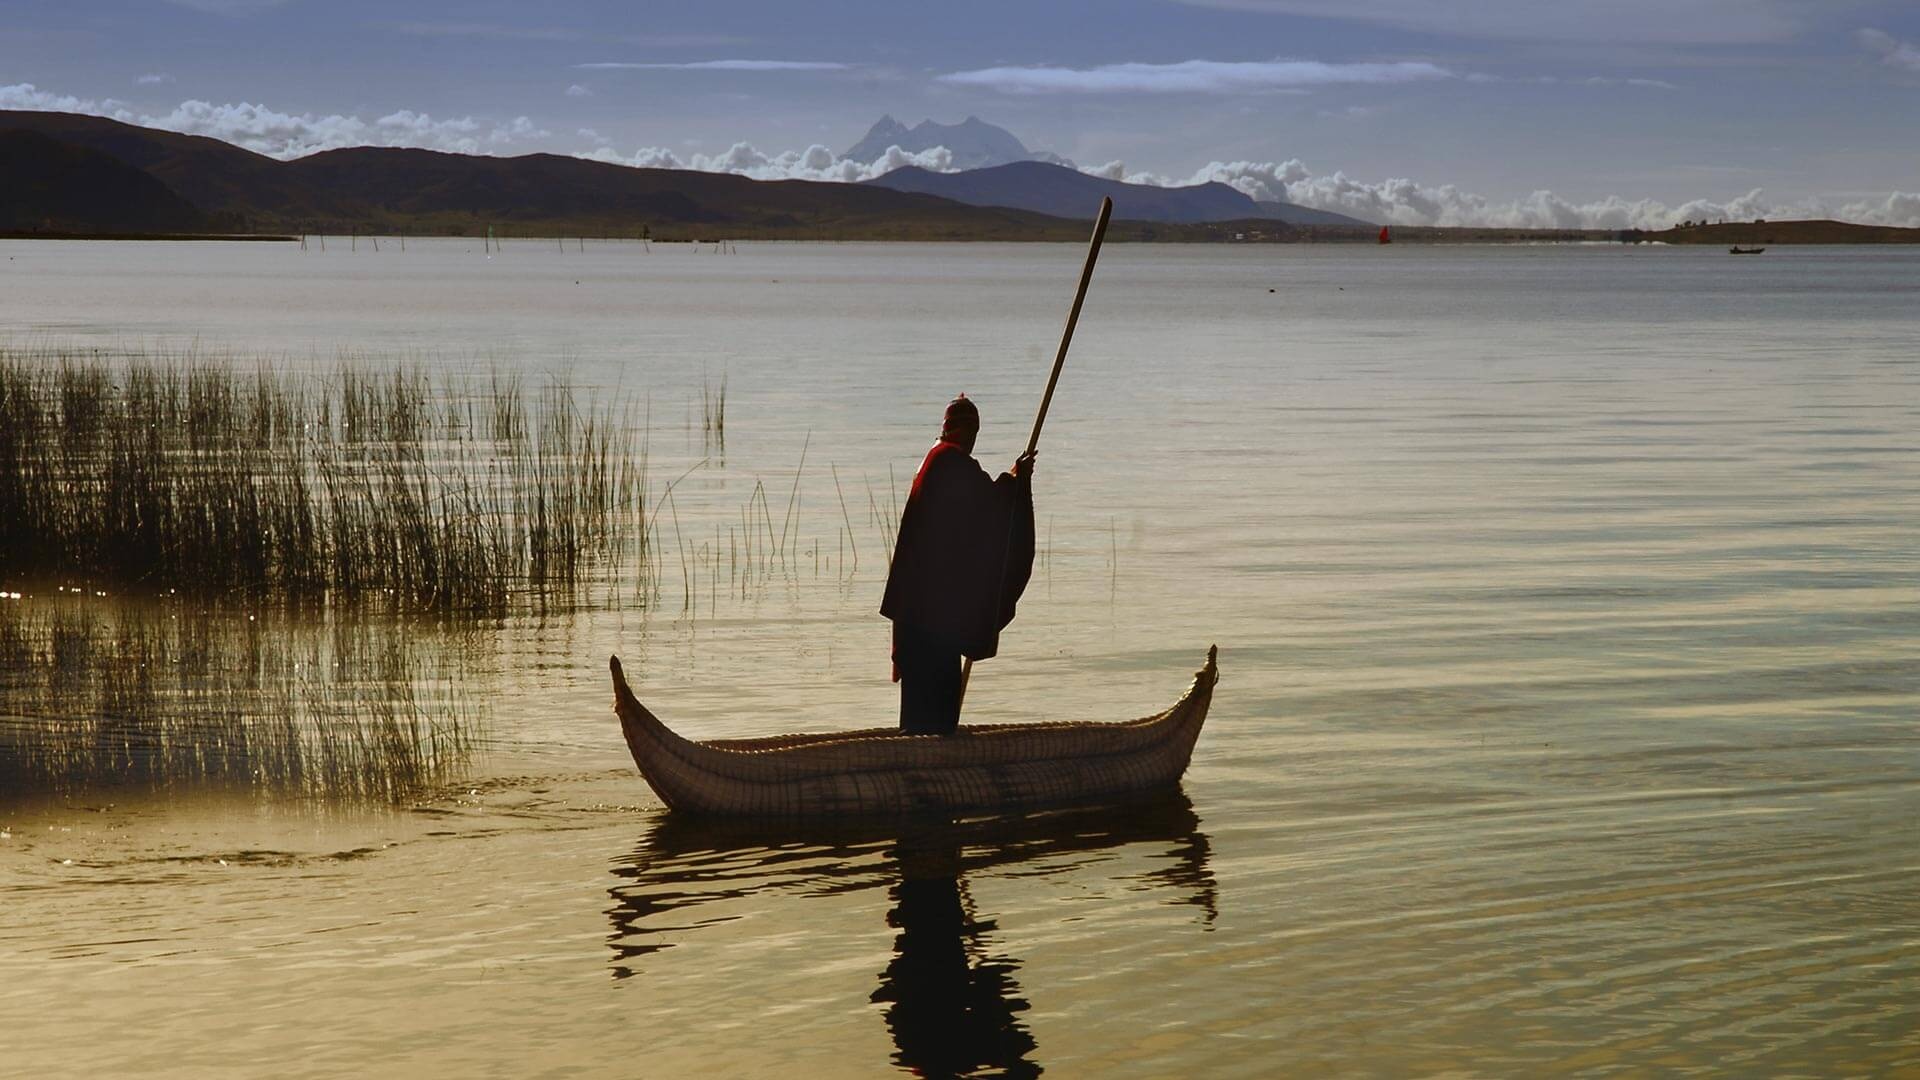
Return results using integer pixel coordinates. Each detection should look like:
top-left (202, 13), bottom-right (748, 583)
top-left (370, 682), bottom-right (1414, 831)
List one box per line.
top-left (871, 833), bottom-right (1040, 1079)
top-left (881, 396), bottom-right (1037, 735)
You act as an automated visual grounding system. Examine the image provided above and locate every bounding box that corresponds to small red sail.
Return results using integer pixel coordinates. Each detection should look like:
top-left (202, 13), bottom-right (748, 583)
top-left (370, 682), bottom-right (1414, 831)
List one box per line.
top-left (1378, 225), bottom-right (1392, 244)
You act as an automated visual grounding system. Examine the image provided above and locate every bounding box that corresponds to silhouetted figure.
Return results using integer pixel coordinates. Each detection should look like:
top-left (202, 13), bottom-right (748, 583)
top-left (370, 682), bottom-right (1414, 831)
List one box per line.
top-left (881, 396), bottom-right (1036, 734)
top-left (871, 832), bottom-right (1041, 1079)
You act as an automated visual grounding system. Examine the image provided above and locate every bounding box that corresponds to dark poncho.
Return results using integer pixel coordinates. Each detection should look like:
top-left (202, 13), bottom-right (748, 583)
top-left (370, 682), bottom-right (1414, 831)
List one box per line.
top-left (881, 441), bottom-right (1036, 663)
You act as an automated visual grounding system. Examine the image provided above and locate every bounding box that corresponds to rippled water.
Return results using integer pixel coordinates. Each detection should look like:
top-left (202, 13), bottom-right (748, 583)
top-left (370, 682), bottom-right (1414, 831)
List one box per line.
top-left (2, 239), bottom-right (1917, 1076)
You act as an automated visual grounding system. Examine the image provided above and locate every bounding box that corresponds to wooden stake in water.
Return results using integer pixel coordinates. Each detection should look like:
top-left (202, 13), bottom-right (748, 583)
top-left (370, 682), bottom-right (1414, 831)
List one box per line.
top-left (957, 196), bottom-right (1113, 712)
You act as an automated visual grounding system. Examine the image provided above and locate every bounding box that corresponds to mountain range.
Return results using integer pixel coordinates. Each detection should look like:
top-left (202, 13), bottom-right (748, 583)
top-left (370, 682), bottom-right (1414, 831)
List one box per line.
top-left (0, 109), bottom-right (1373, 239)
top-left (843, 115), bottom-right (1074, 170)
top-left (867, 161), bottom-right (1369, 226)
top-left (845, 116), bottom-right (1367, 224)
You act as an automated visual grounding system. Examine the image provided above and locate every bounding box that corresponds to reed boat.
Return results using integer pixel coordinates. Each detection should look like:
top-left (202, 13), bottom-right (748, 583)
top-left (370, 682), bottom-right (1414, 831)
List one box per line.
top-left (609, 646), bottom-right (1218, 818)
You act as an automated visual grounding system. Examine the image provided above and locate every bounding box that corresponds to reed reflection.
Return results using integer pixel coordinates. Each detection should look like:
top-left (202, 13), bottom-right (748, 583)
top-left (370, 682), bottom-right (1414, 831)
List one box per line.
top-left (0, 595), bottom-right (479, 801)
top-left (605, 795), bottom-right (1215, 1077)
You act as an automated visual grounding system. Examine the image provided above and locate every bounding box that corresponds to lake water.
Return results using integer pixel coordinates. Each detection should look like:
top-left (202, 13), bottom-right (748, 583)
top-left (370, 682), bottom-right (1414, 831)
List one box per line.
top-left (2, 239), bottom-right (1916, 1076)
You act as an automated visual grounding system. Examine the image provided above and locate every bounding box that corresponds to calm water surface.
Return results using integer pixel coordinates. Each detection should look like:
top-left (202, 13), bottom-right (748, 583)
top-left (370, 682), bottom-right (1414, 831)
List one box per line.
top-left (2, 239), bottom-right (1916, 1076)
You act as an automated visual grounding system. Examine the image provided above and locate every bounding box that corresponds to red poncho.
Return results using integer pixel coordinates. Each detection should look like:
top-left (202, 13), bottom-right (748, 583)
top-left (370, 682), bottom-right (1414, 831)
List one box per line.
top-left (881, 441), bottom-right (1036, 665)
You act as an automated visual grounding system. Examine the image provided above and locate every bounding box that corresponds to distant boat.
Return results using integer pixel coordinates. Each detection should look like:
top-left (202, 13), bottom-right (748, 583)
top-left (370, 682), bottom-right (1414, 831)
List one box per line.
top-left (1729, 246), bottom-right (1766, 255)
top-left (1378, 225), bottom-right (1392, 245)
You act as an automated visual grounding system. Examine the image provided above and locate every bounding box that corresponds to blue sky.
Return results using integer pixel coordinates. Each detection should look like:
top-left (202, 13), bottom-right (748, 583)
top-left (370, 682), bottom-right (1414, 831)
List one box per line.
top-left (4, 0), bottom-right (1918, 226)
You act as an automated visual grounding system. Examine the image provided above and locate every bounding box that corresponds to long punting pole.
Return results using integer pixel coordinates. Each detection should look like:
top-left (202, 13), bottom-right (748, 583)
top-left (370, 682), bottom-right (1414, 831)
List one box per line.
top-left (958, 196), bottom-right (1114, 710)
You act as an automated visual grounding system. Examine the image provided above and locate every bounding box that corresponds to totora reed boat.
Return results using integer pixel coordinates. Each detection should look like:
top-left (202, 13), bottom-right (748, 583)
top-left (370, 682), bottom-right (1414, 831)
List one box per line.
top-left (610, 646), bottom-right (1218, 818)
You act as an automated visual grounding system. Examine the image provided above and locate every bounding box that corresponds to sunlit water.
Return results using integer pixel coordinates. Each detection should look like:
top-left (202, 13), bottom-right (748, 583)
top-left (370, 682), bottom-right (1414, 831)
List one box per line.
top-left (2, 239), bottom-right (1916, 1076)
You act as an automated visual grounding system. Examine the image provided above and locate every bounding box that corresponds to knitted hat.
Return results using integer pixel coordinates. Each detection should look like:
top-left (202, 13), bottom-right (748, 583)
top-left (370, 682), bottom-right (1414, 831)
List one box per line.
top-left (941, 394), bottom-right (980, 439)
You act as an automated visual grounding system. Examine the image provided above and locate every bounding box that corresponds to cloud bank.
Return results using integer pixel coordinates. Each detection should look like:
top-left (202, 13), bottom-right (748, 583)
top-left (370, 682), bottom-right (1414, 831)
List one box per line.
top-left (938, 58), bottom-right (1449, 94)
top-left (1, 82), bottom-right (547, 158)
top-left (579, 141), bottom-right (954, 183)
top-left (0, 83), bottom-right (134, 120)
top-left (576, 129), bottom-right (1920, 230)
top-left (151, 101), bottom-right (548, 157)
top-left (1091, 156), bottom-right (1920, 229)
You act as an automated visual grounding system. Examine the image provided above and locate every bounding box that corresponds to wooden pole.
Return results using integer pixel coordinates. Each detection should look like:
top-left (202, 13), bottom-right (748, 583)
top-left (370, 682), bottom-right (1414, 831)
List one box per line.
top-left (1022, 196), bottom-right (1112, 456)
top-left (957, 196), bottom-right (1113, 710)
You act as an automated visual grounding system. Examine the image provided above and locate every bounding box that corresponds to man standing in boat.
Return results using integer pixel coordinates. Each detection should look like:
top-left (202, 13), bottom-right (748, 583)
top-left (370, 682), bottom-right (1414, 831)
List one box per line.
top-left (882, 395), bottom-right (1037, 735)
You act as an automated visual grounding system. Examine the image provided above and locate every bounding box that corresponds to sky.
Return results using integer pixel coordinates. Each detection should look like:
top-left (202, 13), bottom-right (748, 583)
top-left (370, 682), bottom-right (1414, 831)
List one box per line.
top-left (4, 0), bottom-right (1919, 227)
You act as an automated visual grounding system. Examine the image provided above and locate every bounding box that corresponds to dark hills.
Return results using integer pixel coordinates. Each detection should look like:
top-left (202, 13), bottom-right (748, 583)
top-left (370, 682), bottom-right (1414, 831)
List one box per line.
top-left (0, 128), bottom-right (210, 232)
top-left (0, 110), bottom-right (1105, 239)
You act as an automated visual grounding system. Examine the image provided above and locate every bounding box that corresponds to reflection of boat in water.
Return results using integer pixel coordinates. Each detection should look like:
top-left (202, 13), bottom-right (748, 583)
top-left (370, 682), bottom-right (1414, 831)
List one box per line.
top-left (606, 794), bottom-right (1218, 957)
top-left (605, 795), bottom-right (1215, 1076)
top-left (607, 648), bottom-right (1218, 817)
top-left (1729, 246), bottom-right (1766, 255)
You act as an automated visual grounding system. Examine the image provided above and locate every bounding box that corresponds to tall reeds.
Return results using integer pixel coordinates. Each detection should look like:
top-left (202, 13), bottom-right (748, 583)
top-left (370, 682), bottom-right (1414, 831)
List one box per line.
top-left (701, 374), bottom-right (727, 456)
top-left (0, 347), bottom-right (646, 615)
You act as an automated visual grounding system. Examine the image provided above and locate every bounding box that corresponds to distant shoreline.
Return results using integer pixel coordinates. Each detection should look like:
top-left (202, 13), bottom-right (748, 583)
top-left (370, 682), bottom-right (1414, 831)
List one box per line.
top-left (4, 219), bottom-right (1918, 245)
top-left (1, 231), bottom-right (297, 242)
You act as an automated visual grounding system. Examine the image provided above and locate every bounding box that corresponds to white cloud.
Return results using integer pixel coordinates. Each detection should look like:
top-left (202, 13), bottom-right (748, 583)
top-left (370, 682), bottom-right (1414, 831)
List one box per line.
top-left (1170, 1), bottom-right (1806, 45)
top-left (136, 73), bottom-right (176, 87)
top-left (573, 60), bottom-right (849, 71)
top-left (486, 115), bottom-right (550, 145)
top-left (579, 140), bottom-right (955, 182)
top-left (151, 101), bottom-right (546, 158)
top-left (937, 58), bottom-right (1449, 94)
top-left (579, 146), bottom-right (690, 170)
top-left (151, 100), bottom-right (369, 156)
top-left (1858, 28), bottom-right (1920, 73)
top-left (577, 127), bottom-right (611, 147)
top-left (0, 83), bottom-right (133, 120)
top-left (155, 101), bottom-right (526, 157)
top-left (565, 83), bottom-right (593, 98)
top-left (1839, 191), bottom-right (1920, 227)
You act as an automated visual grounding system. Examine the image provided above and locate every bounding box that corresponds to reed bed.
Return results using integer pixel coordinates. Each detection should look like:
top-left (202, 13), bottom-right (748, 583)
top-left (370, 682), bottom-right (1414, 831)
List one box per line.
top-left (0, 347), bottom-right (646, 615)
top-left (0, 597), bottom-right (475, 800)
